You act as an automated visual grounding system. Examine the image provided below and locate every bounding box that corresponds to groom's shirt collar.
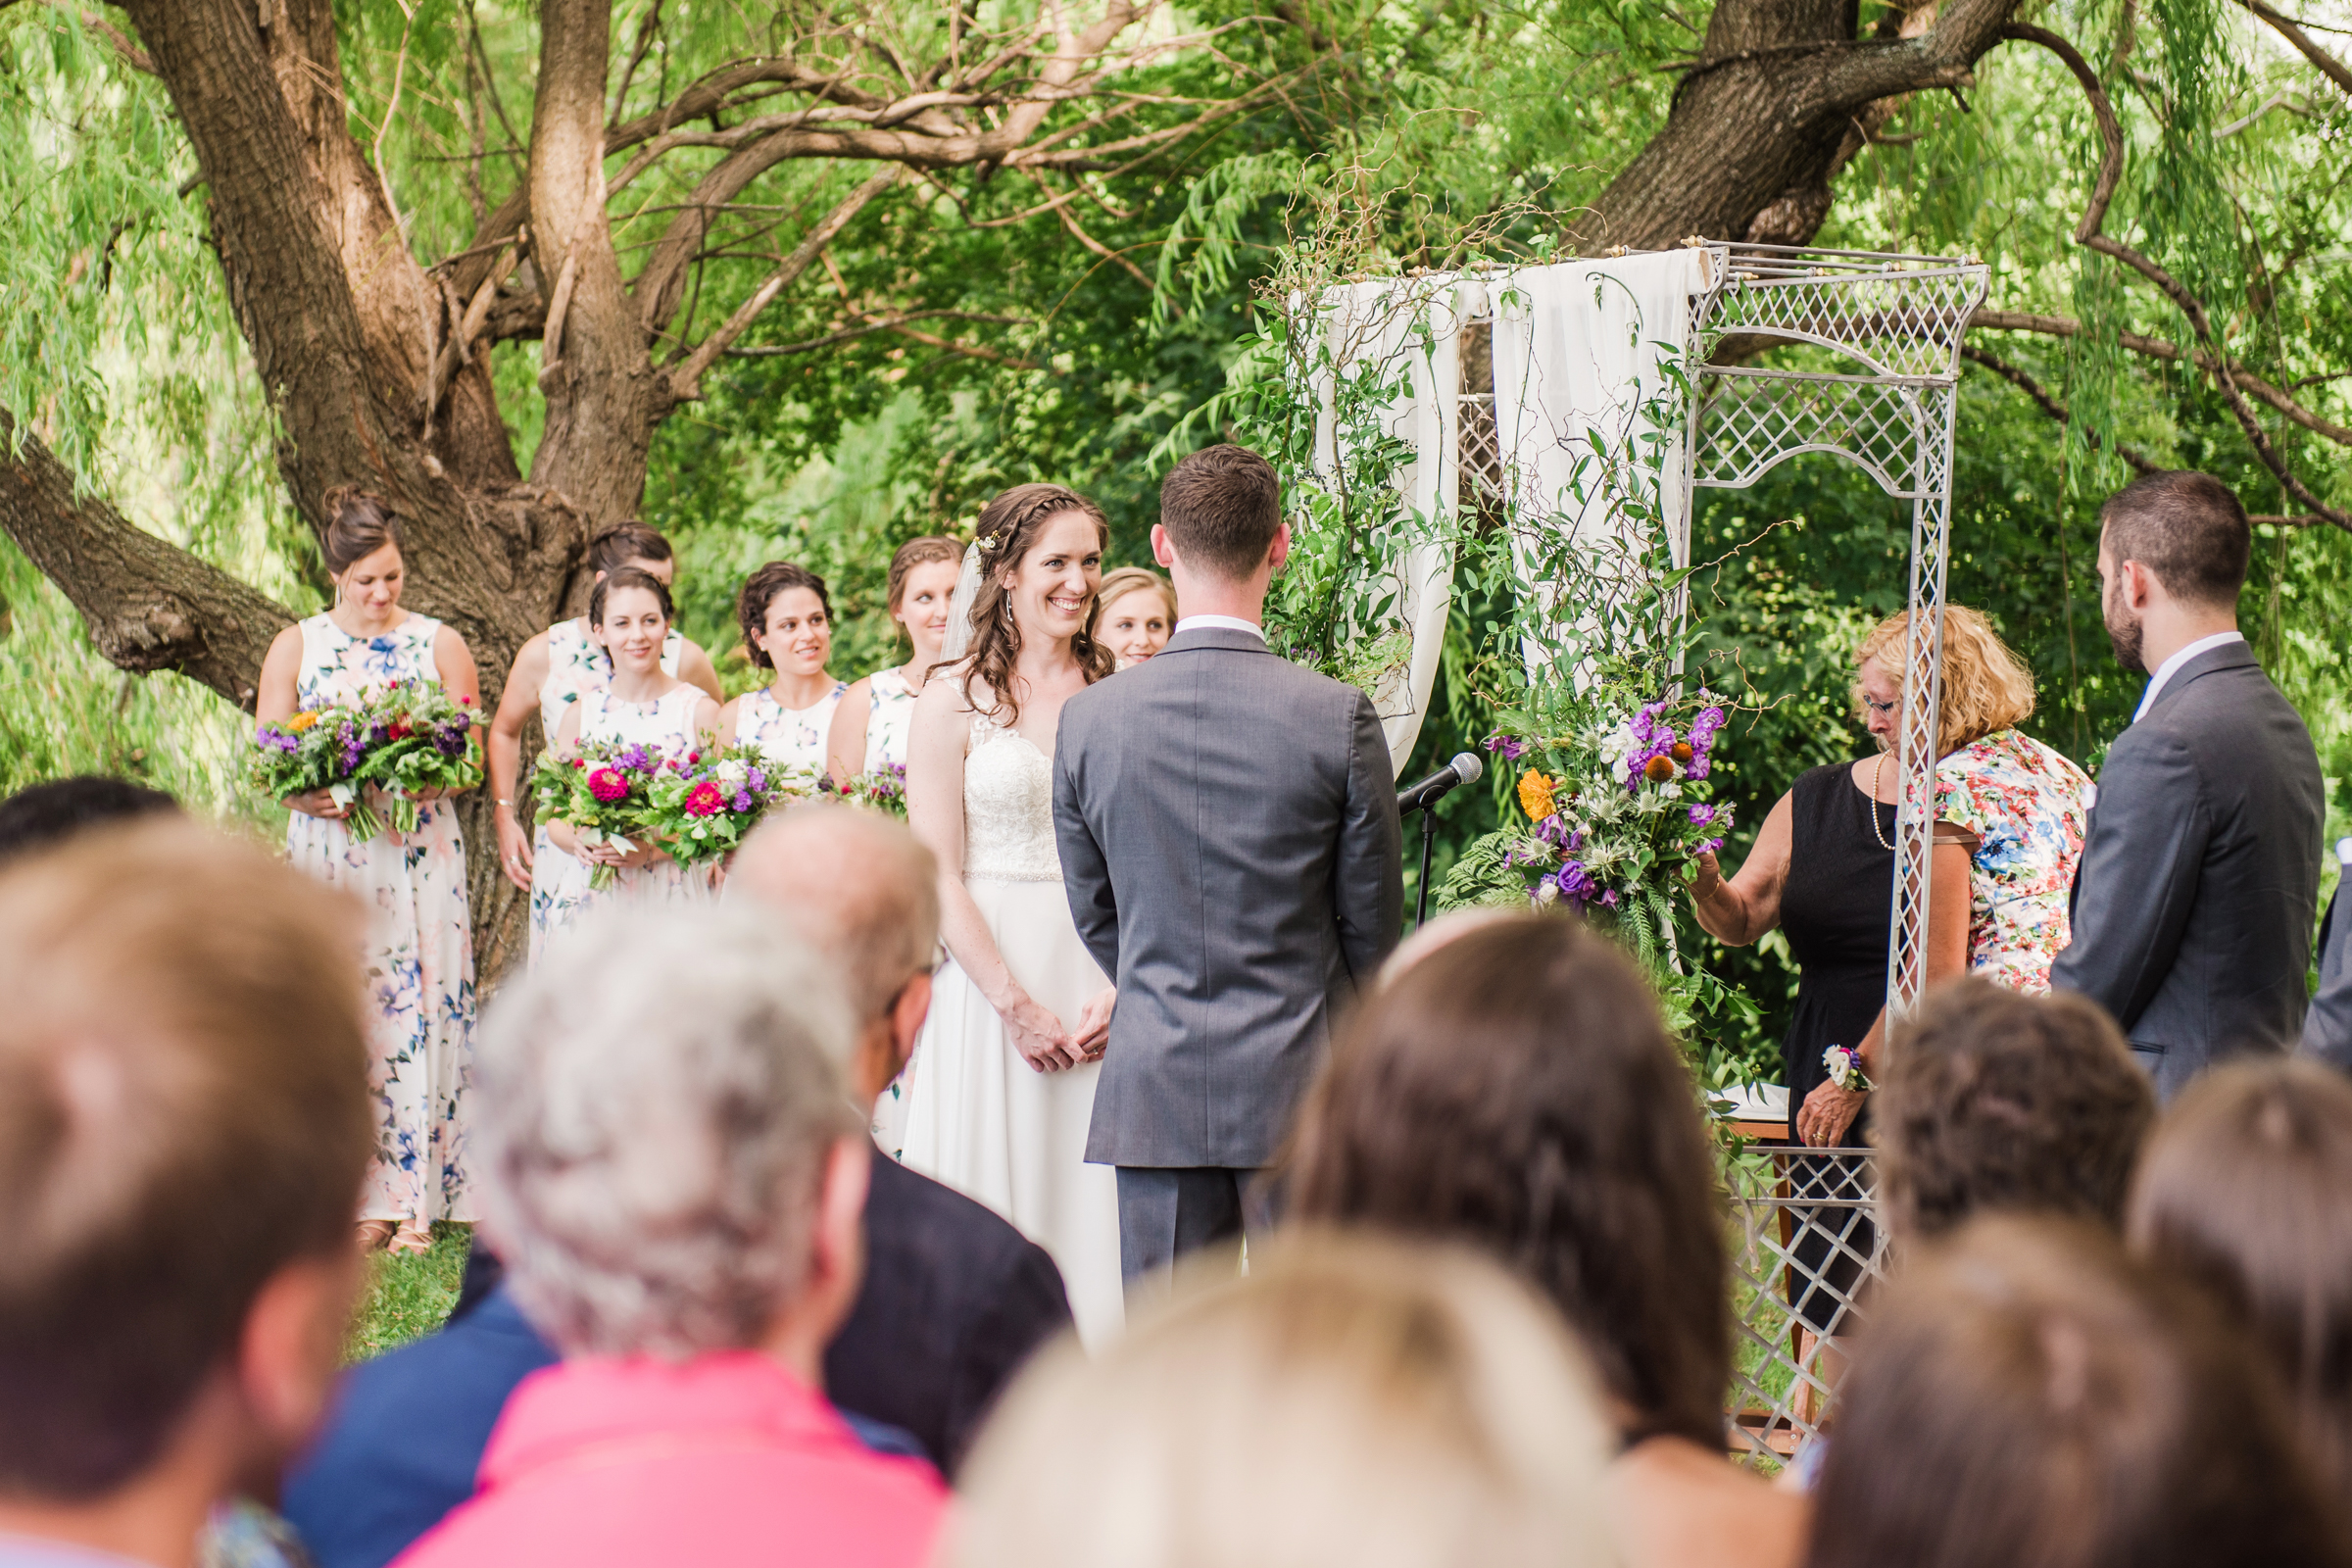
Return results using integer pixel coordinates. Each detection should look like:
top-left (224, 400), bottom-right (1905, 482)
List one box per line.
top-left (2133, 629), bottom-right (2244, 720)
top-left (1172, 613), bottom-right (1265, 642)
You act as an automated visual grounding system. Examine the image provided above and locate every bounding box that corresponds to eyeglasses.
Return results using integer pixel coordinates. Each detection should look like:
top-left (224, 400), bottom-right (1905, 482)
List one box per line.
top-left (1861, 696), bottom-right (1899, 717)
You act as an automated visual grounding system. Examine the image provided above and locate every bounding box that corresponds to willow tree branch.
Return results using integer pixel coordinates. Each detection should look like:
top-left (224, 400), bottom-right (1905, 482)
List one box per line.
top-left (1959, 345), bottom-right (2158, 473)
top-left (1999, 23), bottom-right (2352, 532)
top-left (2235, 0), bottom-right (2352, 99)
top-left (0, 410), bottom-right (294, 708)
top-left (667, 166), bottom-right (899, 400)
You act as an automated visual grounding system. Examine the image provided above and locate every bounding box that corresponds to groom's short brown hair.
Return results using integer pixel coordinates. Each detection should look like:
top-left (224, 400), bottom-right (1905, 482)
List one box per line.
top-left (1160, 444), bottom-right (1281, 580)
top-left (0, 821), bottom-right (370, 1496)
top-left (2099, 469), bottom-right (2250, 610)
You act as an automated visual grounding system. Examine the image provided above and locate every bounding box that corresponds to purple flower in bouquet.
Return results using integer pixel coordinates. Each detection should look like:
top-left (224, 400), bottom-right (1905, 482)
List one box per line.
top-left (618, 744), bottom-right (653, 774)
top-left (1553, 860), bottom-right (1600, 907)
top-left (1689, 804), bottom-right (1717, 826)
top-left (748, 767), bottom-right (768, 793)
top-left (732, 790), bottom-right (754, 812)
top-left (1484, 733), bottom-right (1529, 762)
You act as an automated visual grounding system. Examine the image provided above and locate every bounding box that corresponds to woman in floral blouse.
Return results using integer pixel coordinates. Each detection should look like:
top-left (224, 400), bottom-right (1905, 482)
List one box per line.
top-left (1859, 606), bottom-right (2094, 997)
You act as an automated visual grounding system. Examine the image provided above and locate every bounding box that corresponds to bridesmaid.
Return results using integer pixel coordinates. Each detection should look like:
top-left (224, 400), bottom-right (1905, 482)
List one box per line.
top-left (826, 536), bottom-right (961, 787)
top-left (1089, 565), bottom-right (1176, 665)
top-left (719, 563), bottom-right (844, 780)
top-left (255, 491), bottom-right (480, 1256)
top-left (540, 568), bottom-right (722, 944)
top-left (484, 523), bottom-right (722, 965)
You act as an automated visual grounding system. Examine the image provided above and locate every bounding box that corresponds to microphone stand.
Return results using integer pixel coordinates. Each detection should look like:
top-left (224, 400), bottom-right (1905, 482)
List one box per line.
top-left (1404, 797), bottom-right (1439, 932)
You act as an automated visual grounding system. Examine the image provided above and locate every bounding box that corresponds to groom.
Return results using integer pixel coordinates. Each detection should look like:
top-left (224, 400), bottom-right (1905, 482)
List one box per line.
top-left (1054, 444), bottom-right (1403, 1283)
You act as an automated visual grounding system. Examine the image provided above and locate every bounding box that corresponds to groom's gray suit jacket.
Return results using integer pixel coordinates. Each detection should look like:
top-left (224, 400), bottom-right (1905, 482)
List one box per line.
top-left (1053, 626), bottom-right (1403, 1169)
top-left (2049, 639), bottom-right (2323, 1101)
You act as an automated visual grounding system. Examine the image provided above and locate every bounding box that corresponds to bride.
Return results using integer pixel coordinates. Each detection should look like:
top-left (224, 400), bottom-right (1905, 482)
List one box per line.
top-left (900, 483), bottom-right (1124, 1346)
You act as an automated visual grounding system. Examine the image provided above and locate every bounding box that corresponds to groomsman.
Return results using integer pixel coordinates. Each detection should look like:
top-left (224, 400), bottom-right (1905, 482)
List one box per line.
top-left (2300, 840), bottom-right (2352, 1073)
top-left (2049, 470), bottom-right (2324, 1101)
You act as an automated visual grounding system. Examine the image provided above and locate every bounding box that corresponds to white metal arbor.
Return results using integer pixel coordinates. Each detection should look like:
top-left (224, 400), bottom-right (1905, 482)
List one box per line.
top-left (1678, 242), bottom-right (1988, 1465)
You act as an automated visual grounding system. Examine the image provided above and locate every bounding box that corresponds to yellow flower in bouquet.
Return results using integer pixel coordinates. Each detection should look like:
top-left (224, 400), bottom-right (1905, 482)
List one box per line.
top-left (286, 710), bottom-right (319, 732)
top-left (1517, 769), bottom-right (1558, 821)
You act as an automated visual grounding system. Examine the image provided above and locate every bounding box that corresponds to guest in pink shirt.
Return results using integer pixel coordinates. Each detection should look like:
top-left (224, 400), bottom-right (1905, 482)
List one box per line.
top-left (394, 906), bottom-right (947, 1568)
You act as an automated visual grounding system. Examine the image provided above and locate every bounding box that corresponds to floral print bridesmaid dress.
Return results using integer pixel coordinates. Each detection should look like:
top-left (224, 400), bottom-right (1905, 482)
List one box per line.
top-left (532, 682), bottom-right (716, 956)
top-left (287, 612), bottom-right (476, 1226)
top-left (738, 680), bottom-right (846, 780)
top-left (526, 617), bottom-right (683, 965)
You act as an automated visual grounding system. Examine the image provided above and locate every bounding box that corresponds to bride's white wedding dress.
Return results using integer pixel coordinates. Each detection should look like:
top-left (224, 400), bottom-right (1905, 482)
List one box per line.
top-left (899, 710), bottom-right (1125, 1347)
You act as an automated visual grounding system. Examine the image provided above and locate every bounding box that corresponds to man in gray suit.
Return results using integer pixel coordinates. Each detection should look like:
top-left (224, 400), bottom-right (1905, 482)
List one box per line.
top-left (1053, 444), bottom-right (1403, 1282)
top-left (2300, 842), bottom-right (2352, 1072)
top-left (2049, 469), bottom-right (2325, 1101)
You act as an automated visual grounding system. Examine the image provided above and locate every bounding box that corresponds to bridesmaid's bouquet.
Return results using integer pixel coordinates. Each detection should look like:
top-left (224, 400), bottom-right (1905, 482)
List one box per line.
top-left (345, 682), bottom-right (483, 837)
top-left (530, 740), bottom-right (661, 890)
top-left (640, 745), bottom-right (813, 869)
top-left (250, 703), bottom-right (373, 832)
top-left (822, 761), bottom-right (907, 819)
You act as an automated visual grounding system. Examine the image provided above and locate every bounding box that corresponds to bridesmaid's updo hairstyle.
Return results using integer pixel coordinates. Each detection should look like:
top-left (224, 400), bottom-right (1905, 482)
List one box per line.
top-left (588, 522), bottom-right (673, 577)
top-left (736, 563), bottom-right (831, 671)
top-left (319, 489), bottom-right (406, 576)
top-left (589, 566), bottom-right (673, 629)
top-left (956, 484), bottom-right (1115, 726)
top-left (886, 536), bottom-right (961, 617)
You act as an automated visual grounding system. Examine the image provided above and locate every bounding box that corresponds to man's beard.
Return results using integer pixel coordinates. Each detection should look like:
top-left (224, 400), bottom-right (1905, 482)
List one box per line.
top-left (2103, 586), bottom-right (2146, 674)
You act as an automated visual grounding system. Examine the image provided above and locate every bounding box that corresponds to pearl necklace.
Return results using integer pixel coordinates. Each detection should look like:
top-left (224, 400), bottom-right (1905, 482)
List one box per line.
top-left (1869, 752), bottom-right (1896, 853)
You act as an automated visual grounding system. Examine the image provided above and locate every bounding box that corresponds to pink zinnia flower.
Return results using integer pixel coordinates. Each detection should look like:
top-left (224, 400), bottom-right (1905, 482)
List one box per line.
top-left (683, 780), bottom-right (725, 817)
top-left (588, 767), bottom-right (629, 804)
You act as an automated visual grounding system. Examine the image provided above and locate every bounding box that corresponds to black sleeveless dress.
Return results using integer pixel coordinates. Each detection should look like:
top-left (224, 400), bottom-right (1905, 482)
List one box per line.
top-left (1777, 760), bottom-right (1895, 1334)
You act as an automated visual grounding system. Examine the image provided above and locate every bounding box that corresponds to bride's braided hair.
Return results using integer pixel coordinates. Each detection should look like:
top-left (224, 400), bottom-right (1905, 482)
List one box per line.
top-left (951, 483), bottom-right (1116, 726)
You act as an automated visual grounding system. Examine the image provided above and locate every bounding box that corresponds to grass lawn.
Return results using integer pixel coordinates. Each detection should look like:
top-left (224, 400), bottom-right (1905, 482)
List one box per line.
top-left (347, 1222), bottom-right (472, 1362)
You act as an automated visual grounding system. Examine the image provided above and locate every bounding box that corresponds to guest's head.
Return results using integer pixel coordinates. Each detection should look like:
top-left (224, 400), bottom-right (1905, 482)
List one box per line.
top-left (0, 776), bottom-right (176, 864)
top-left (476, 906), bottom-right (867, 1375)
top-left (1806, 1215), bottom-right (2346, 1568)
top-left (730, 802), bottom-right (941, 1110)
top-left (1154, 443), bottom-right (1285, 590)
top-left (886, 535), bottom-right (963, 664)
top-left (1876, 978), bottom-right (2154, 1241)
top-left (1288, 914), bottom-right (1730, 1448)
top-left (959, 484), bottom-right (1113, 719)
top-left (1092, 566), bottom-right (1176, 662)
top-left (587, 521), bottom-right (677, 585)
top-left (948, 1233), bottom-right (1619, 1568)
top-left (320, 489), bottom-right (409, 617)
top-left (737, 561), bottom-right (834, 676)
top-left (0, 822), bottom-right (369, 1538)
top-left (2097, 470), bottom-right (2249, 673)
top-left (2128, 1059), bottom-right (2352, 1499)
top-left (1853, 605), bottom-right (2034, 759)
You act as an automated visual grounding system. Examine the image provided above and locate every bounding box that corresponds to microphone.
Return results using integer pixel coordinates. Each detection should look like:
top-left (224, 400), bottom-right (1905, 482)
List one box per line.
top-left (1396, 752), bottom-right (1484, 815)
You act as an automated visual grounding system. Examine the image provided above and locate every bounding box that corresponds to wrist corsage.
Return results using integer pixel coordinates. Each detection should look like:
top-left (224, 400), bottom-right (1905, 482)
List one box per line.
top-left (1823, 1043), bottom-right (1873, 1094)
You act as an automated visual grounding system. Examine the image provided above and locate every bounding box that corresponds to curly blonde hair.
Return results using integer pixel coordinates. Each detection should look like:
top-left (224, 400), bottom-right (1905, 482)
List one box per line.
top-left (1855, 606), bottom-right (2036, 757)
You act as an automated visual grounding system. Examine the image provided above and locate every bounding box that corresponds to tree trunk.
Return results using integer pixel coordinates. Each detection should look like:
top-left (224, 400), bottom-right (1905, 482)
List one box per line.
top-left (1567, 0), bottom-right (2024, 251)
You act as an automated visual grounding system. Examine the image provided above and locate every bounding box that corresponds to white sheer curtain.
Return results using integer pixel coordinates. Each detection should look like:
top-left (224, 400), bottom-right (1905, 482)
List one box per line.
top-left (1304, 250), bottom-right (1715, 770)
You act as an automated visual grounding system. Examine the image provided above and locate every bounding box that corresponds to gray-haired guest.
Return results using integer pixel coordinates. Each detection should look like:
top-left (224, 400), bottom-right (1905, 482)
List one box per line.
top-left (389, 906), bottom-right (946, 1568)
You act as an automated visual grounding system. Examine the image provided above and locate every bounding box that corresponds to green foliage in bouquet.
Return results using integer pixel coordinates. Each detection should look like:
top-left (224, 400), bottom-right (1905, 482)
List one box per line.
top-left (641, 745), bottom-right (815, 868)
top-left (529, 740), bottom-right (661, 892)
top-left (822, 760), bottom-right (907, 819)
top-left (343, 683), bottom-right (483, 838)
top-left (249, 703), bottom-right (372, 831)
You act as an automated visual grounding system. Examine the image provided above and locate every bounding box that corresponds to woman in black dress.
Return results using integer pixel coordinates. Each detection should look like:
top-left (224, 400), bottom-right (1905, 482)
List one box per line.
top-left (1688, 660), bottom-right (1971, 1349)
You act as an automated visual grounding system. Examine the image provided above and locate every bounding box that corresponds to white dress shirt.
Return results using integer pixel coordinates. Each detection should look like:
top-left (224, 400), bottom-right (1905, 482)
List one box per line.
top-left (2133, 629), bottom-right (2245, 720)
top-left (1173, 613), bottom-right (1266, 641)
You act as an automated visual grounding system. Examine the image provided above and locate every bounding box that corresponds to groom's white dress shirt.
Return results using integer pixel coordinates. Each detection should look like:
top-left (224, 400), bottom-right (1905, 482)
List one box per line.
top-left (1172, 613), bottom-right (1265, 641)
top-left (2134, 629), bottom-right (2244, 720)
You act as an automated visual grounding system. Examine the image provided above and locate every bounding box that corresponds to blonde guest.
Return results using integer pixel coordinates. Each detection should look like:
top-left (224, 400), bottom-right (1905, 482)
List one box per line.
top-left (1090, 565), bottom-right (1175, 664)
top-left (720, 563), bottom-right (844, 779)
top-left (827, 536), bottom-right (962, 786)
top-left (946, 1234), bottom-right (1620, 1568)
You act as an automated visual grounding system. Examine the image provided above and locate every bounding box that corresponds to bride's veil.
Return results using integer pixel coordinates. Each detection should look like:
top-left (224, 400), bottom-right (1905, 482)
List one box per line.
top-left (938, 540), bottom-right (986, 665)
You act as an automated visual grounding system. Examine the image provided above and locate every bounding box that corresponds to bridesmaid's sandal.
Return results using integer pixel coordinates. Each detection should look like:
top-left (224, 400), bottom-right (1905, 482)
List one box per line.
top-left (388, 1221), bottom-right (434, 1257)
top-left (356, 1219), bottom-right (397, 1252)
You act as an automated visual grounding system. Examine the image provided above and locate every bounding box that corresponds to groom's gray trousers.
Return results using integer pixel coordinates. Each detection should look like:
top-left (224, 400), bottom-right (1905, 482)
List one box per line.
top-left (1115, 1167), bottom-right (1275, 1285)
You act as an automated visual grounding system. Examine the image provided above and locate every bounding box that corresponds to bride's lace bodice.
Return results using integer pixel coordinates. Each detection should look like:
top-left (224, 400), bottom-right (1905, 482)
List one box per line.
top-left (963, 711), bottom-right (1060, 883)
